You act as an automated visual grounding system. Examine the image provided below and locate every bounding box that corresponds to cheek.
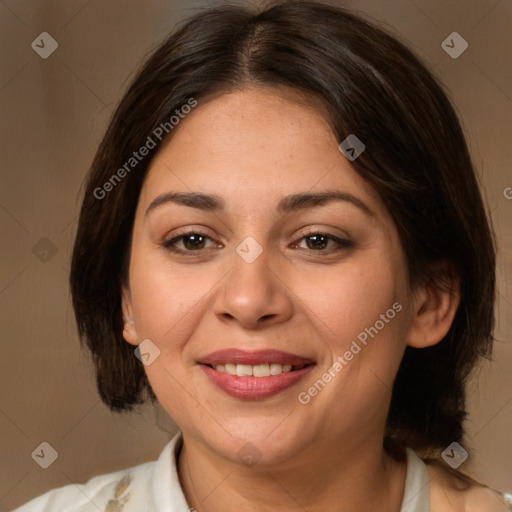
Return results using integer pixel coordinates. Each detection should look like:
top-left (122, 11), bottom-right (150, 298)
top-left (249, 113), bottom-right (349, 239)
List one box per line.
top-left (294, 261), bottom-right (408, 415)
top-left (295, 257), bottom-right (405, 348)
top-left (337, 269), bottom-right (409, 391)
top-left (129, 250), bottom-right (216, 344)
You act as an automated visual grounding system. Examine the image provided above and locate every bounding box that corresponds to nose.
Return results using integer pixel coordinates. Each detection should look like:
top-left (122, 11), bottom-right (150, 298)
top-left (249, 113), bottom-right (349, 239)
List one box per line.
top-left (213, 246), bottom-right (294, 330)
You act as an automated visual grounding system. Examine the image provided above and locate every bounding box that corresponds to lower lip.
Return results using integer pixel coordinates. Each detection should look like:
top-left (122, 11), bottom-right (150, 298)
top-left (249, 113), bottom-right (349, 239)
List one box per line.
top-left (199, 364), bottom-right (315, 399)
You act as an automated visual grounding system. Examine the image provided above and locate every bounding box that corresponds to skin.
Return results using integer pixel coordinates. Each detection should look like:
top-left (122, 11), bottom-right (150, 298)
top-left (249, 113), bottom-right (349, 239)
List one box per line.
top-left (427, 463), bottom-right (511, 511)
top-left (121, 86), bottom-right (502, 511)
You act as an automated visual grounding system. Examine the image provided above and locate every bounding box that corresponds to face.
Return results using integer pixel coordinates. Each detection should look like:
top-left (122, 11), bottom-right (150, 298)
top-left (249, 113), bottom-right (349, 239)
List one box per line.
top-left (122, 86), bottom-right (419, 465)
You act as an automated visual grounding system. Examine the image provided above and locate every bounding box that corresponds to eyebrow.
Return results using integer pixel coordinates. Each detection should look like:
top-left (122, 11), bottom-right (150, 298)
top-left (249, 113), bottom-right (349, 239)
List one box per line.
top-left (144, 190), bottom-right (375, 218)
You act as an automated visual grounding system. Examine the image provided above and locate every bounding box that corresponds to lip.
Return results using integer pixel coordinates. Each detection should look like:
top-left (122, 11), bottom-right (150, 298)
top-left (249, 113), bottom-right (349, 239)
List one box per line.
top-left (197, 349), bottom-right (316, 400)
top-left (197, 349), bottom-right (315, 367)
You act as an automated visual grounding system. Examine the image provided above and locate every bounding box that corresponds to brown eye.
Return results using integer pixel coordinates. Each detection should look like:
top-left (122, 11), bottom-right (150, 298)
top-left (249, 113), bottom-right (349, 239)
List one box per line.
top-left (163, 232), bottom-right (218, 253)
top-left (304, 234), bottom-right (330, 250)
top-left (293, 232), bottom-right (354, 253)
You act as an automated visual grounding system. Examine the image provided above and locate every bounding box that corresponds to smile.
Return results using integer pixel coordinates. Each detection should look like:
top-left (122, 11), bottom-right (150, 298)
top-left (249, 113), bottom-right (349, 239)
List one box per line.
top-left (207, 362), bottom-right (307, 376)
top-left (197, 349), bottom-right (316, 399)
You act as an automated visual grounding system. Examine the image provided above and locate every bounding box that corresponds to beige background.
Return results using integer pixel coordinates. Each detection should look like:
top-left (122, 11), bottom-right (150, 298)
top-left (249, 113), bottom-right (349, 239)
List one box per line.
top-left (0, 0), bottom-right (511, 509)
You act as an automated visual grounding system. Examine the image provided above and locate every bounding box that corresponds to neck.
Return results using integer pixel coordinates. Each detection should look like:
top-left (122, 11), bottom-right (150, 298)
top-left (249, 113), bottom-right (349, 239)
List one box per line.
top-left (177, 433), bottom-right (407, 512)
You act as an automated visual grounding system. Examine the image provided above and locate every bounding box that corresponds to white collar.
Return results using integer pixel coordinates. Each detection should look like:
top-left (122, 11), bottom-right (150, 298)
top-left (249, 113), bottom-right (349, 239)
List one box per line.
top-left (400, 447), bottom-right (430, 512)
top-left (150, 431), bottom-right (190, 509)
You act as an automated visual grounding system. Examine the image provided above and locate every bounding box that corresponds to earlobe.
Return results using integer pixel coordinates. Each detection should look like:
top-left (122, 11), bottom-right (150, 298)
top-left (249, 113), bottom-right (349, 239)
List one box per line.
top-left (121, 285), bottom-right (138, 346)
top-left (406, 263), bottom-right (461, 349)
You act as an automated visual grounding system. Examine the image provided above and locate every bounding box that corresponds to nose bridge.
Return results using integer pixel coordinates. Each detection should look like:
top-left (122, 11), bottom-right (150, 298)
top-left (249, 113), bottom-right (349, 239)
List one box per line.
top-left (214, 236), bottom-right (293, 327)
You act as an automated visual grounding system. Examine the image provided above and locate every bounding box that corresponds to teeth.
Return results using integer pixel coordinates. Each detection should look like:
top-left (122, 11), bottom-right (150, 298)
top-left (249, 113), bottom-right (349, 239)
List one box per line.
top-left (270, 363), bottom-right (281, 375)
top-left (236, 364), bottom-right (253, 377)
top-left (213, 363), bottom-right (295, 376)
top-left (253, 364), bottom-right (270, 377)
top-left (225, 364), bottom-right (236, 375)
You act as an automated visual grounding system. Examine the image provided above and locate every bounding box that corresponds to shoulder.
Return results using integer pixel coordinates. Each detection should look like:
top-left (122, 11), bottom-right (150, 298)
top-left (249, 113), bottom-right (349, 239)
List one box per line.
top-left (462, 487), bottom-right (512, 512)
top-left (12, 461), bottom-right (155, 512)
top-left (12, 433), bottom-right (185, 512)
top-left (426, 460), bottom-right (512, 512)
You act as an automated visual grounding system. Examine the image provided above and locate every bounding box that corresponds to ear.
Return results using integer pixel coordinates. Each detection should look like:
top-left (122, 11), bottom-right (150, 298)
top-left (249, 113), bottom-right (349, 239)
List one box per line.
top-left (121, 284), bottom-right (138, 346)
top-left (406, 262), bottom-right (461, 349)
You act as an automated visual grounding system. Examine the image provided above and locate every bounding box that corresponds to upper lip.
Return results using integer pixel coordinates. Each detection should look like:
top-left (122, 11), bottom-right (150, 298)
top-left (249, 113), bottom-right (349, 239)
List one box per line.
top-left (197, 349), bottom-right (315, 367)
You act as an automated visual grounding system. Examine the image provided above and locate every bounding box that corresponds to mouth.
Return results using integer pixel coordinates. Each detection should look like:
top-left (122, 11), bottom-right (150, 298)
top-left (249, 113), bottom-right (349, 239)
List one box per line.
top-left (202, 362), bottom-right (311, 376)
top-left (197, 349), bottom-right (316, 399)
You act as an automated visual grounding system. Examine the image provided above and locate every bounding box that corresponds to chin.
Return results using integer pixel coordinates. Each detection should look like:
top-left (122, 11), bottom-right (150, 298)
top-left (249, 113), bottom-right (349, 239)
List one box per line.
top-left (204, 419), bottom-right (310, 466)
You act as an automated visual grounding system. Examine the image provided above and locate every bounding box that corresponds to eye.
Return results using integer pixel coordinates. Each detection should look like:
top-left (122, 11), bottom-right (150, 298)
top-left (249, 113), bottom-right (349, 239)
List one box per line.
top-left (162, 230), bottom-right (353, 256)
top-left (292, 231), bottom-right (354, 253)
top-left (163, 231), bottom-right (220, 254)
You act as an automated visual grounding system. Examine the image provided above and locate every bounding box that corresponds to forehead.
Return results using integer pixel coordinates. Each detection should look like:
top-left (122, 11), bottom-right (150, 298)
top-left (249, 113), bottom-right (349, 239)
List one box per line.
top-left (138, 87), bottom-right (388, 220)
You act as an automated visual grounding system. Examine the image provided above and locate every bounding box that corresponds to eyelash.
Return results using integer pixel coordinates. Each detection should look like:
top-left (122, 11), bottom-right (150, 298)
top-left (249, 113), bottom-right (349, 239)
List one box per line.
top-left (162, 230), bottom-right (354, 255)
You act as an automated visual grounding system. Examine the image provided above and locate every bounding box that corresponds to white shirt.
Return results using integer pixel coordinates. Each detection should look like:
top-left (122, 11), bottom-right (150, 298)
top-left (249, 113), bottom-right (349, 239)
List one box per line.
top-left (11, 431), bottom-right (512, 512)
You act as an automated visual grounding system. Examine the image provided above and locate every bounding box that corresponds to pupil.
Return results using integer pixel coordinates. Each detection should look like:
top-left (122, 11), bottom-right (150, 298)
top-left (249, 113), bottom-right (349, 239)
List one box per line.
top-left (185, 234), bottom-right (205, 250)
top-left (308, 235), bottom-right (327, 250)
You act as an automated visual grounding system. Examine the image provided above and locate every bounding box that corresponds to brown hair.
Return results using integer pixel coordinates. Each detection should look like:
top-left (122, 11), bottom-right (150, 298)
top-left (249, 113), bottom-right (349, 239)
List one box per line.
top-left (70, 0), bottom-right (496, 458)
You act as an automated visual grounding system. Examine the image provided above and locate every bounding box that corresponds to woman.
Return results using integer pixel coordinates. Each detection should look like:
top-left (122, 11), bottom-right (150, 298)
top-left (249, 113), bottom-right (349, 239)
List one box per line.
top-left (14, 1), bottom-right (511, 510)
